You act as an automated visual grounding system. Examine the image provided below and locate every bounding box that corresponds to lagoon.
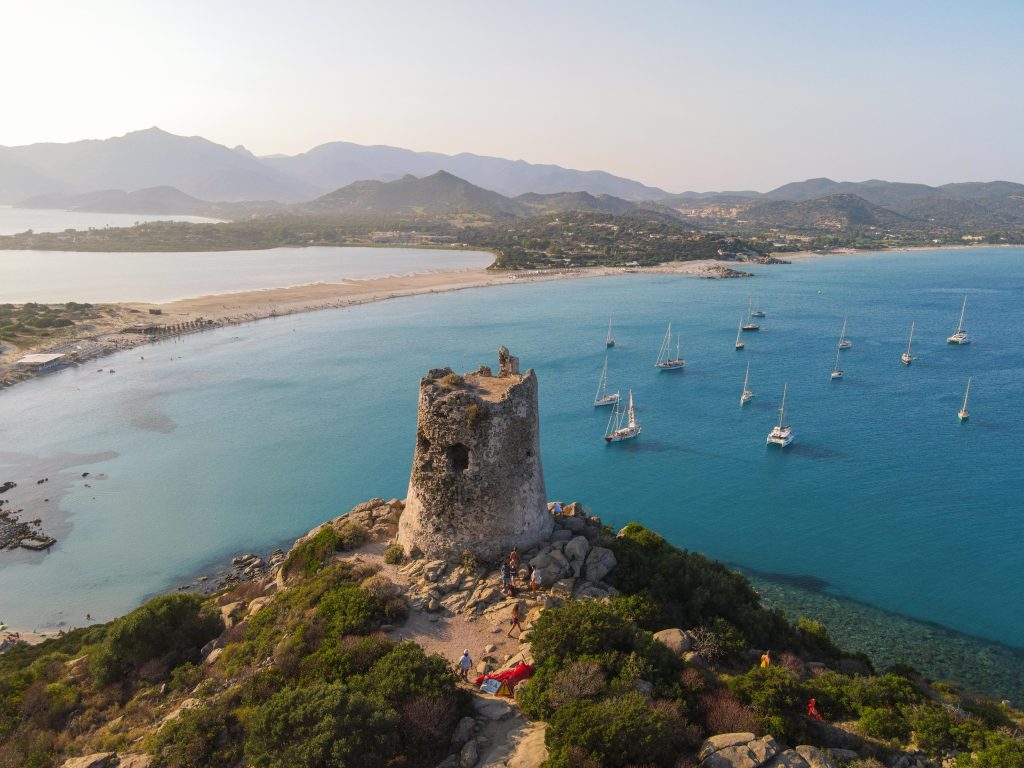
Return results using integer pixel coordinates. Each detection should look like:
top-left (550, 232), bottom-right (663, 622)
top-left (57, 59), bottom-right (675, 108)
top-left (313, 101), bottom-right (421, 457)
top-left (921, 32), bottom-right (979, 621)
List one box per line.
top-left (0, 247), bottom-right (1021, 698)
top-left (0, 205), bottom-right (223, 236)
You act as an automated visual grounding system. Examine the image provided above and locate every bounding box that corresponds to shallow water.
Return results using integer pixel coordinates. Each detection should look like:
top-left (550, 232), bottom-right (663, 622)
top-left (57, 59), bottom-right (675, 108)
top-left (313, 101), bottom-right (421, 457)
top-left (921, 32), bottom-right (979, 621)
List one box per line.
top-left (0, 247), bottom-right (1021, 698)
top-left (0, 205), bottom-right (222, 236)
top-left (0, 246), bottom-right (494, 303)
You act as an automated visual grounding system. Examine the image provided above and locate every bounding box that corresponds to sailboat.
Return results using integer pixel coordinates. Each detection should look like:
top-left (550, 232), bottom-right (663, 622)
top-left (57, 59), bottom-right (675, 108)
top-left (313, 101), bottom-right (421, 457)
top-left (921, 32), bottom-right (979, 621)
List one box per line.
top-left (958, 377), bottom-right (971, 422)
top-left (593, 355), bottom-right (620, 407)
top-left (838, 316), bottom-right (852, 349)
top-left (830, 342), bottom-right (843, 380)
top-left (654, 323), bottom-right (685, 369)
top-left (740, 361), bottom-right (753, 406)
top-left (735, 317), bottom-right (745, 350)
top-left (766, 383), bottom-right (793, 447)
top-left (605, 389), bottom-right (641, 442)
top-left (751, 299), bottom-right (766, 319)
top-left (947, 296), bottom-right (970, 344)
top-left (741, 298), bottom-right (760, 331)
top-left (901, 322), bottom-right (915, 365)
top-left (605, 318), bottom-right (615, 348)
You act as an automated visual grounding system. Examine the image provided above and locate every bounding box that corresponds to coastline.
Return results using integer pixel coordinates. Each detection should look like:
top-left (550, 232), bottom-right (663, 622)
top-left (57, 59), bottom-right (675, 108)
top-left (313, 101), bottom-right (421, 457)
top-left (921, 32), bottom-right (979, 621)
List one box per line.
top-left (0, 258), bottom-right (740, 391)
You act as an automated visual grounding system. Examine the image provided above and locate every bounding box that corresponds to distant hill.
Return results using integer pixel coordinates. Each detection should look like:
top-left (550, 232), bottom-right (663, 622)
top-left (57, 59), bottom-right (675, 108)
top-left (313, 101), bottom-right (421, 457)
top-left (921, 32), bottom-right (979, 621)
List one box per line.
top-left (738, 193), bottom-right (911, 231)
top-left (0, 128), bottom-right (668, 204)
top-left (515, 191), bottom-right (640, 214)
top-left (263, 141), bottom-right (667, 201)
top-left (0, 128), bottom-right (318, 203)
top-left (21, 186), bottom-right (207, 215)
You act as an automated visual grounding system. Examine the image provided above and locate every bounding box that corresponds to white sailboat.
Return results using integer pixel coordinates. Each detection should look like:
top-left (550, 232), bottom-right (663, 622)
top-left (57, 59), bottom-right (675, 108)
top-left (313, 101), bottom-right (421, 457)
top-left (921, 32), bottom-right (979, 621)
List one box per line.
top-left (766, 383), bottom-right (793, 447)
top-left (605, 318), bottom-right (615, 348)
top-left (947, 296), bottom-right (970, 344)
top-left (735, 317), bottom-right (745, 350)
top-left (751, 299), bottom-right (766, 319)
top-left (593, 355), bottom-right (620, 407)
top-left (655, 323), bottom-right (685, 369)
top-left (958, 377), bottom-right (971, 422)
top-left (830, 342), bottom-right (843, 380)
top-left (740, 361), bottom-right (753, 406)
top-left (741, 298), bottom-right (760, 331)
top-left (605, 389), bottom-right (641, 442)
top-left (838, 316), bottom-right (852, 349)
top-left (901, 322), bottom-right (915, 365)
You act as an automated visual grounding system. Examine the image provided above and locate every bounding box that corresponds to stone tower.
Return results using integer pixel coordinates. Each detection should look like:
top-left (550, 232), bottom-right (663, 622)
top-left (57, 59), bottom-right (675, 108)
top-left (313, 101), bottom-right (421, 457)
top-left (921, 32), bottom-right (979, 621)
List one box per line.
top-left (398, 347), bottom-right (553, 562)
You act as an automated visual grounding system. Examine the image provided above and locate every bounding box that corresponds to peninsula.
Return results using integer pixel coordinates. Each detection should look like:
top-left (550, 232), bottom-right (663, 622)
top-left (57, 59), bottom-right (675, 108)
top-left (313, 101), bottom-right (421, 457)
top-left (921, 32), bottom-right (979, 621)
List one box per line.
top-left (1, 350), bottom-right (1021, 768)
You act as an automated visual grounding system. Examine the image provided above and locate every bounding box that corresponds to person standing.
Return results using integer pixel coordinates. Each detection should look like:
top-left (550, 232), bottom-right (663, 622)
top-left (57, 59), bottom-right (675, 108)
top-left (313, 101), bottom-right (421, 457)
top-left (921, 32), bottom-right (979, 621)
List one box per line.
top-left (507, 603), bottom-right (522, 638)
top-left (760, 650), bottom-right (771, 668)
top-left (458, 649), bottom-right (472, 681)
top-left (529, 566), bottom-right (542, 594)
top-left (509, 546), bottom-right (520, 583)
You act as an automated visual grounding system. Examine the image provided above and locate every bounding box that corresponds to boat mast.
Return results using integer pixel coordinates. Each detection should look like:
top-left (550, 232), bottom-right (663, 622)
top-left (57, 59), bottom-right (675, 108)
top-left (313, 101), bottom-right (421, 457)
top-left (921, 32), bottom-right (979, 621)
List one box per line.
top-left (595, 356), bottom-right (608, 401)
top-left (675, 335), bottom-right (680, 361)
top-left (956, 296), bottom-right (967, 334)
top-left (906, 322), bottom-right (915, 356)
top-left (962, 377), bottom-right (972, 411)
top-left (606, 318), bottom-right (613, 344)
top-left (840, 316), bottom-right (847, 344)
top-left (743, 361), bottom-right (750, 391)
top-left (627, 390), bottom-right (636, 428)
top-left (778, 384), bottom-right (787, 429)
top-left (657, 323), bottom-right (671, 365)
top-left (736, 318), bottom-right (743, 345)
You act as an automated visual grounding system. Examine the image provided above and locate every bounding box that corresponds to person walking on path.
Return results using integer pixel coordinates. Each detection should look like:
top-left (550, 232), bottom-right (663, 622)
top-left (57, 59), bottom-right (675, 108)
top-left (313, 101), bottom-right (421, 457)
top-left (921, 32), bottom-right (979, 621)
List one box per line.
top-left (500, 562), bottom-right (516, 596)
top-left (507, 603), bottom-right (523, 638)
top-left (760, 650), bottom-right (771, 668)
top-left (529, 566), bottom-right (542, 594)
top-left (508, 547), bottom-right (520, 584)
top-left (458, 649), bottom-right (472, 681)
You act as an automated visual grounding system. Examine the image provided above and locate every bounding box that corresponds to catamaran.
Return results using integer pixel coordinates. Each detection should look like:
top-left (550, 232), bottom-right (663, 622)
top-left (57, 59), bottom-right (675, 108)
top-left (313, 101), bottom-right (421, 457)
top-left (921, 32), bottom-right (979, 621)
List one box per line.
top-left (958, 377), bottom-right (972, 422)
top-left (593, 355), bottom-right (620, 407)
top-left (901, 322), bottom-right (915, 365)
top-left (766, 383), bottom-right (793, 447)
top-left (605, 318), bottom-right (615, 348)
top-left (947, 296), bottom-right (970, 344)
top-left (605, 389), bottom-right (641, 442)
top-left (740, 361), bottom-right (753, 406)
top-left (735, 317), bottom-right (745, 350)
top-left (838, 316), bottom-right (852, 349)
top-left (655, 323), bottom-right (685, 369)
top-left (741, 298), bottom-right (760, 331)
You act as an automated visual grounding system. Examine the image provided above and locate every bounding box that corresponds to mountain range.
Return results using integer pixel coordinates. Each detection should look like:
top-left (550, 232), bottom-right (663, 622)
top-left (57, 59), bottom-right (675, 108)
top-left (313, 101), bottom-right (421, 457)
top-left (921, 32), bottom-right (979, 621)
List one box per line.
top-left (0, 127), bottom-right (665, 205)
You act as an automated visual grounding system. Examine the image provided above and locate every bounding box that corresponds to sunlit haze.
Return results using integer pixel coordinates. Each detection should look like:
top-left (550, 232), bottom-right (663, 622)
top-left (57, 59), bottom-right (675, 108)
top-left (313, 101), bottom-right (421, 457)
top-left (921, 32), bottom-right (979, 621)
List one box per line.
top-left (3, 0), bottom-right (1023, 191)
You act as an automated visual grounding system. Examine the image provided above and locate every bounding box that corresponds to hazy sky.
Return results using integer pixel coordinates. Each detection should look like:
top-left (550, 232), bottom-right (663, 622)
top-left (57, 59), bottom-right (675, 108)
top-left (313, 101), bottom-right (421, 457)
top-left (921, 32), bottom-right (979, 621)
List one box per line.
top-left (3, 0), bottom-right (1022, 192)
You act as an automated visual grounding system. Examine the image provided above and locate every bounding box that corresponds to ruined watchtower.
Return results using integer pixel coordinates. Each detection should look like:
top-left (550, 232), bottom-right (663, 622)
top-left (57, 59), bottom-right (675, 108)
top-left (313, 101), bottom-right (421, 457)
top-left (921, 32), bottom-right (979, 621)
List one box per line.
top-left (397, 347), bottom-right (553, 562)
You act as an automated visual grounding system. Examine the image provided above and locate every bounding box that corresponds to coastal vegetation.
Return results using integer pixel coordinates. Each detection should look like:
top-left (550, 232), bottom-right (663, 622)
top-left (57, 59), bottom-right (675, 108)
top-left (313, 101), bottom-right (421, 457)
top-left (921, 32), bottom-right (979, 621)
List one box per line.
top-left (0, 302), bottom-right (111, 345)
top-left (1, 519), bottom-right (1021, 767)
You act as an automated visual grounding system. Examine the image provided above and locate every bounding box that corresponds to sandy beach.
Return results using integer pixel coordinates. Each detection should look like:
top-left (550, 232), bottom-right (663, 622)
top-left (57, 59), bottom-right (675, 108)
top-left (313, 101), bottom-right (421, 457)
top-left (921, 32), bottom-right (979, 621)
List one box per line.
top-left (0, 259), bottom-right (741, 392)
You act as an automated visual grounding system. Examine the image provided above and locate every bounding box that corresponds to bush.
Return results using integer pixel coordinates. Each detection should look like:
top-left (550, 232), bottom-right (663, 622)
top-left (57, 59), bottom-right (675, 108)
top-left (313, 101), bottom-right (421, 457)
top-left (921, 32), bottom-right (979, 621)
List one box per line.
top-left (546, 692), bottom-right (700, 768)
top-left (727, 666), bottom-right (804, 742)
top-left (336, 519), bottom-right (368, 551)
top-left (382, 543), bottom-right (404, 565)
top-left (283, 527), bottom-right (342, 578)
top-left (858, 706), bottom-right (910, 742)
top-left (91, 594), bottom-right (222, 684)
top-left (438, 373), bottom-right (464, 390)
top-left (149, 704), bottom-right (242, 768)
top-left (908, 704), bottom-right (962, 754)
top-left (169, 662), bottom-right (204, 693)
top-left (245, 682), bottom-right (399, 768)
top-left (700, 688), bottom-right (760, 734)
top-left (547, 661), bottom-right (606, 710)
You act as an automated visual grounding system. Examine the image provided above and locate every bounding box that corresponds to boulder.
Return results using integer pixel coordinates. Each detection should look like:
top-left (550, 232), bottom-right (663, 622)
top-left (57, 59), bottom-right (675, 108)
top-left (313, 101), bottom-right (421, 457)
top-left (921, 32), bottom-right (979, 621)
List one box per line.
top-left (423, 560), bottom-right (448, 582)
top-left (117, 757), bottom-right (153, 768)
top-left (564, 535), bottom-right (590, 563)
top-left (551, 578), bottom-right (576, 599)
top-left (204, 647), bottom-right (223, 665)
top-left (699, 733), bottom-right (757, 762)
top-left (582, 546), bottom-right (616, 583)
top-left (764, 751), bottom-right (810, 768)
top-left (506, 724), bottom-right (548, 768)
top-left (219, 601), bottom-right (244, 627)
top-left (561, 516), bottom-right (586, 533)
top-left (459, 740), bottom-right (479, 768)
top-left (246, 596), bottom-right (274, 616)
top-left (472, 697), bottom-right (513, 721)
top-left (826, 749), bottom-right (859, 763)
top-left (451, 715), bottom-right (477, 746)
top-left (61, 756), bottom-right (116, 768)
top-left (653, 628), bottom-right (692, 655)
top-left (573, 583), bottom-right (608, 601)
top-left (549, 528), bottom-right (572, 542)
top-left (435, 757), bottom-right (459, 768)
top-left (793, 746), bottom-right (838, 768)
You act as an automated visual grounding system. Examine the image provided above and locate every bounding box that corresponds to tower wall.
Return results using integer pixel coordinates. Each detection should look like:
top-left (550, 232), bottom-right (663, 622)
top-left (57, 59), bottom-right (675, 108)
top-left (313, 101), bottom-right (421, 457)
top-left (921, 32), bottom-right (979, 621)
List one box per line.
top-left (397, 349), bottom-right (552, 561)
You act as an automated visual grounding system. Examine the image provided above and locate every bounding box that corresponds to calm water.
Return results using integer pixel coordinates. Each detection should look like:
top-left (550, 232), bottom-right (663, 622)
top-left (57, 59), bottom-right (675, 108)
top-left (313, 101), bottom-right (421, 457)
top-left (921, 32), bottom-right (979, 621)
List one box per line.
top-left (0, 205), bottom-right (222, 236)
top-left (0, 246), bottom-right (494, 303)
top-left (1, 247), bottom-right (1021, 697)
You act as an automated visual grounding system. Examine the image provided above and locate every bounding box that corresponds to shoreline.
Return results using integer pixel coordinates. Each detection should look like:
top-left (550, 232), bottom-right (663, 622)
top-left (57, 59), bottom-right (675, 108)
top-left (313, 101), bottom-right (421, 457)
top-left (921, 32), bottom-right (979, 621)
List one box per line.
top-left (0, 258), bottom-right (744, 391)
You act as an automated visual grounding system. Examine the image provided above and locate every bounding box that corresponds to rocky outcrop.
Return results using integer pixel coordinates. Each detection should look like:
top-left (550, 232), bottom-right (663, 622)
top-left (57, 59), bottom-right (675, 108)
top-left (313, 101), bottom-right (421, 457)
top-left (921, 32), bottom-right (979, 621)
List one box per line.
top-left (697, 733), bottom-right (843, 768)
top-left (398, 349), bottom-right (553, 562)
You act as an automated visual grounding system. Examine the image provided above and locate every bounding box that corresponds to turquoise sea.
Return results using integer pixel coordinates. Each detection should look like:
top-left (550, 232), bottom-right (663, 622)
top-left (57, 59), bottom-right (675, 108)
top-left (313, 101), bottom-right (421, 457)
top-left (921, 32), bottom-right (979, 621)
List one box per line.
top-left (1, 247), bottom-right (1022, 699)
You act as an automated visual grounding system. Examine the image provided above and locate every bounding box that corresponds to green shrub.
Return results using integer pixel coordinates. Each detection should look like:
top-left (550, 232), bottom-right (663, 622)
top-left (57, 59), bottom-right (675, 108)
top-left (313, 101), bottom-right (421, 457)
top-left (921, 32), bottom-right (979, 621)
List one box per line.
top-left (149, 704), bottom-right (242, 768)
top-left (727, 666), bottom-right (804, 742)
top-left (91, 594), bottom-right (222, 684)
top-left (796, 617), bottom-right (842, 660)
top-left (283, 527), bottom-right (342, 578)
top-left (546, 692), bottom-right (700, 768)
top-left (438, 373), bottom-right (464, 390)
top-left (169, 662), bottom-right (204, 693)
top-left (908, 704), bottom-right (962, 754)
top-left (318, 584), bottom-right (388, 637)
top-left (245, 682), bottom-right (399, 768)
top-left (382, 543), bottom-right (404, 565)
top-left (336, 519), bottom-right (368, 551)
top-left (358, 642), bottom-right (459, 706)
top-left (954, 732), bottom-right (1024, 767)
top-left (859, 706), bottom-right (910, 741)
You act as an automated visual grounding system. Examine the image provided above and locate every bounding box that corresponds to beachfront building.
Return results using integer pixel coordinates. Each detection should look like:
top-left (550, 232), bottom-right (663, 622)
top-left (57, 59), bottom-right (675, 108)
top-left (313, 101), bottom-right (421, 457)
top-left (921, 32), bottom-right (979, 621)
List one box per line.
top-left (15, 353), bottom-right (66, 372)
